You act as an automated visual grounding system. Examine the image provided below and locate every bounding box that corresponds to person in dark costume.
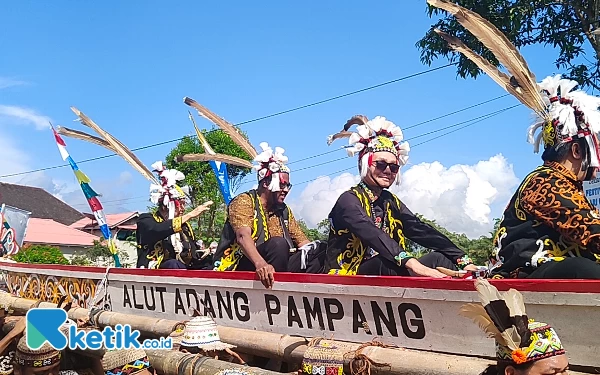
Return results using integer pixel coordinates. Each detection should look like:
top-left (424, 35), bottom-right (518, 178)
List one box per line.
top-left (136, 161), bottom-right (213, 269)
top-left (325, 115), bottom-right (478, 277)
top-left (213, 143), bottom-right (322, 288)
top-left (487, 76), bottom-right (600, 279)
top-left (426, 0), bottom-right (600, 280)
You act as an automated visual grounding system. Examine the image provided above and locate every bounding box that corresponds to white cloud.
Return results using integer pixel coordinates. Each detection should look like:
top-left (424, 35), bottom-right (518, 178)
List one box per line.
top-left (0, 137), bottom-right (32, 182)
top-left (289, 154), bottom-right (519, 238)
top-left (0, 105), bottom-right (51, 130)
top-left (289, 173), bottom-right (360, 227)
top-left (0, 77), bottom-right (27, 90)
top-left (118, 171), bottom-right (133, 185)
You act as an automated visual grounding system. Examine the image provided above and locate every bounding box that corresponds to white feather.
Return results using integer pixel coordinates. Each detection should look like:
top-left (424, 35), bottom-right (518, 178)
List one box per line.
top-left (538, 75), bottom-right (562, 98)
top-left (527, 122), bottom-right (543, 144)
top-left (533, 132), bottom-right (543, 153)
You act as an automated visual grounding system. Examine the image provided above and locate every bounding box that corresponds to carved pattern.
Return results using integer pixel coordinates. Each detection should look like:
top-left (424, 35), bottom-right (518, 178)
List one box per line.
top-left (2, 271), bottom-right (101, 309)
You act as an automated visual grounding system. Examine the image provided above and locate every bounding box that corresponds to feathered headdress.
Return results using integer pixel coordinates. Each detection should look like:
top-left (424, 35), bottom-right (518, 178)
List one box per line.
top-left (428, 0), bottom-right (600, 169)
top-left (149, 161), bottom-right (190, 209)
top-left (182, 97), bottom-right (291, 192)
top-left (252, 142), bottom-right (290, 192)
top-left (461, 279), bottom-right (565, 364)
top-left (327, 115), bottom-right (410, 184)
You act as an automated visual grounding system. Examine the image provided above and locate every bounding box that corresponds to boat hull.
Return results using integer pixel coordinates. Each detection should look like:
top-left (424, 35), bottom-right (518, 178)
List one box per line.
top-left (0, 262), bottom-right (598, 367)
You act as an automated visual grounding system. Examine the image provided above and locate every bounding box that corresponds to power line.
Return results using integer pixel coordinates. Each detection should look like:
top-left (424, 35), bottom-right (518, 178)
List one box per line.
top-left (292, 104), bottom-right (519, 187)
top-left (79, 104), bottom-right (519, 209)
top-left (0, 63), bottom-right (456, 180)
top-left (285, 93), bottom-right (509, 166)
top-left (237, 101), bottom-right (519, 187)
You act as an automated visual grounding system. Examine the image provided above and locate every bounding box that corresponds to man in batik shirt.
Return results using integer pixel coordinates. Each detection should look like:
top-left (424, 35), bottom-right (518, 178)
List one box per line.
top-left (213, 143), bottom-right (312, 288)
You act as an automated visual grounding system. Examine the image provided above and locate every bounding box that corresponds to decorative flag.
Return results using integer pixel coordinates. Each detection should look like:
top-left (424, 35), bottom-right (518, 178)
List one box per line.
top-left (189, 112), bottom-right (233, 204)
top-left (51, 126), bottom-right (121, 267)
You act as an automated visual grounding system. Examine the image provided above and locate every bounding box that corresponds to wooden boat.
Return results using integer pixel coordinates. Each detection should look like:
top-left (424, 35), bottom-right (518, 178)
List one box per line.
top-left (0, 260), bottom-right (597, 368)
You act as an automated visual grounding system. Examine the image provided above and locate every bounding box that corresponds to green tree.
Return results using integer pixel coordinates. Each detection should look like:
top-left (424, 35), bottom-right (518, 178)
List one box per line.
top-left (317, 219), bottom-right (330, 239)
top-left (165, 129), bottom-right (253, 242)
top-left (70, 240), bottom-right (131, 267)
top-left (13, 245), bottom-right (69, 265)
top-left (406, 214), bottom-right (497, 265)
top-left (298, 219), bottom-right (328, 242)
top-left (417, 1), bottom-right (600, 89)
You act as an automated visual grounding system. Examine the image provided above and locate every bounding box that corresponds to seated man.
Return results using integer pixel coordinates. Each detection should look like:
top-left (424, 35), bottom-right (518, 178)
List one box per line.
top-left (325, 115), bottom-right (478, 276)
top-left (490, 76), bottom-right (600, 279)
top-left (212, 143), bottom-right (311, 287)
top-left (136, 161), bottom-right (213, 269)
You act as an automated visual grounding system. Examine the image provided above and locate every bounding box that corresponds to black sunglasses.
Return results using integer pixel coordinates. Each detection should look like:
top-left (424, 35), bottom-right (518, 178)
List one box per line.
top-left (280, 182), bottom-right (293, 190)
top-left (373, 160), bottom-right (400, 173)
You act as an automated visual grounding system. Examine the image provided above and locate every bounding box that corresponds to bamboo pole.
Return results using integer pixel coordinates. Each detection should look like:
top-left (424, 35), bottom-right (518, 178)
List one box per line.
top-left (0, 320), bottom-right (284, 375)
top-left (0, 294), bottom-right (594, 375)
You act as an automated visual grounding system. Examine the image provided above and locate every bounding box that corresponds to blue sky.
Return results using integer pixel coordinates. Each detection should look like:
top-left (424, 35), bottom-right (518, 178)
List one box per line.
top-left (0, 1), bottom-right (586, 235)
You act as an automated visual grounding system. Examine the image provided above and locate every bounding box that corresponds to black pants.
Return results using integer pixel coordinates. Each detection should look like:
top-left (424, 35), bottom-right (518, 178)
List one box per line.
top-left (287, 242), bottom-right (328, 274)
top-left (159, 259), bottom-right (187, 269)
top-left (357, 251), bottom-right (456, 276)
top-left (236, 237), bottom-right (290, 272)
top-left (527, 257), bottom-right (600, 279)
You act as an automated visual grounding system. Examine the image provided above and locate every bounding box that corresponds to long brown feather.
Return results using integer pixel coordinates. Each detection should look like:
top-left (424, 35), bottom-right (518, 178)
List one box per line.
top-left (175, 153), bottom-right (253, 169)
top-left (503, 288), bottom-right (531, 347)
top-left (183, 97), bottom-right (257, 159)
top-left (188, 111), bottom-right (217, 156)
top-left (459, 303), bottom-right (506, 345)
top-left (57, 126), bottom-right (117, 153)
top-left (70, 107), bottom-right (159, 184)
top-left (344, 115), bottom-right (369, 131)
top-left (427, 0), bottom-right (546, 117)
top-left (327, 131), bottom-right (353, 145)
top-left (433, 29), bottom-right (528, 106)
top-left (327, 115), bottom-right (370, 146)
top-left (474, 279), bottom-right (521, 351)
top-left (502, 289), bottom-right (526, 317)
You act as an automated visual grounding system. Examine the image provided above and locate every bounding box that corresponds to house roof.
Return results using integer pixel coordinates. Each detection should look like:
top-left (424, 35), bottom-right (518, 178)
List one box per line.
top-left (24, 218), bottom-right (100, 247)
top-left (70, 212), bottom-right (139, 230)
top-left (0, 182), bottom-right (84, 226)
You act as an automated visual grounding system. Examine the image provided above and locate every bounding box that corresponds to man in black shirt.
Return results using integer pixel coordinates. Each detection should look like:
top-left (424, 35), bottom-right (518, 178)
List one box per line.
top-left (136, 161), bottom-right (213, 269)
top-left (325, 115), bottom-right (478, 276)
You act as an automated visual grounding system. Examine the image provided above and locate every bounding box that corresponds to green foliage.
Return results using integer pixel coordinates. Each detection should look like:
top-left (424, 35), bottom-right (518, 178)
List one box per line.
top-left (13, 245), bottom-right (69, 265)
top-left (70, 240), bottom-right (131, 267)
top-left (165, 129), bottom-right (253, 242)
top-left (317, 219), bottom-right (330, 238)
top-left (406, 214), bottom-right (496, 265)
top-left (417, 1), bottom-right (600, 89)
top-left (298, 219), bottom-right (327, 242)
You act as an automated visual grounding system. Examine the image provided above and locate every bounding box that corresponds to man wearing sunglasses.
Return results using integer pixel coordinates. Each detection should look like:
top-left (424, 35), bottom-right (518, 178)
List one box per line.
top-left (325, 115), bottom-right (479, 276)
top-left (212, 143), bottom-right (311, 288)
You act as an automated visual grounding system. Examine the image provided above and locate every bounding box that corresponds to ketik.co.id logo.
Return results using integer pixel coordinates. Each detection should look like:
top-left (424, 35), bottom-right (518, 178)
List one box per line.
top-left (26, 308), bottom-right (172, 350)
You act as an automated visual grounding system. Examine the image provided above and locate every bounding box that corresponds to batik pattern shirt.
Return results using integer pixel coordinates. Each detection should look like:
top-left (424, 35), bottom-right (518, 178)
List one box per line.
top-left (490, 162), bottom-right (600, 278)
top-left (213, 190), bottom-right (308, 271)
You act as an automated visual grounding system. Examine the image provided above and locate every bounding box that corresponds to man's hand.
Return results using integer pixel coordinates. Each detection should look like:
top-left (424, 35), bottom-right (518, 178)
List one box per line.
top-left (255, 261), bottom-right (275, 289)
top-left (183, 201), bottom-right (214, 222)
top-left (405, 258), bottom-right (448, 278)
top-left (463, 264), bottom-right (479, 272)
